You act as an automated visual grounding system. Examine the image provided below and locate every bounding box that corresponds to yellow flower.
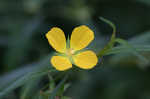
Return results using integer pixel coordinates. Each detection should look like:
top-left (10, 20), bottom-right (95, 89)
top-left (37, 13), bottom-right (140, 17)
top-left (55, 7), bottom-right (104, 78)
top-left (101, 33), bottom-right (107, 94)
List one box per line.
top-left (46, 25), bottom-right (98, 71)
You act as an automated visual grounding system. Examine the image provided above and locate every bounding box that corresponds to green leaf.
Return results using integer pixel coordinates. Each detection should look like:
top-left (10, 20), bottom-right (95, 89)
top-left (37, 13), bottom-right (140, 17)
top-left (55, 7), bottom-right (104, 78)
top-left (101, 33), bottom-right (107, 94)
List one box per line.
top-left (0, 54), bottom-right (57, 98)
top-left (0, 69), bottom-right (55, 98)
top-left (48, 73), bottom-right (56, 91)
top-left (49, 74), bottom-right (69, 99)
top-left (20, 79), bottom-right (41, 99)
top-left (97, 17), bottom-right (116, 57)
top-left (61, 96), bottom-right (72, 99)
top-left (114, 38), bottom-right (149, 64)
top-left (129, 30), bottom-right (150, 45)
top-left (136, 0), bottom-right (150, 6)
top-left (106, 45), bottom-right (150, 55)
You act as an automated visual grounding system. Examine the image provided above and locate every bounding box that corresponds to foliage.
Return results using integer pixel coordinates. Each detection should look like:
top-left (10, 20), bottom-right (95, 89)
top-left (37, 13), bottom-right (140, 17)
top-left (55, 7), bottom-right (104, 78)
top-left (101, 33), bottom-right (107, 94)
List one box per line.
top-left (0, 0), bottom-right (150, 99)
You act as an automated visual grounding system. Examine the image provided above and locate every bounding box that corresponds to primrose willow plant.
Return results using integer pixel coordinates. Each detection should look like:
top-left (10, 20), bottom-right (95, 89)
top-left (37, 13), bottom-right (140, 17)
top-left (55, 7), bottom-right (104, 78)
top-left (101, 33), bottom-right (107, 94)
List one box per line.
top-left (46, 25), bottom-right (98, 71)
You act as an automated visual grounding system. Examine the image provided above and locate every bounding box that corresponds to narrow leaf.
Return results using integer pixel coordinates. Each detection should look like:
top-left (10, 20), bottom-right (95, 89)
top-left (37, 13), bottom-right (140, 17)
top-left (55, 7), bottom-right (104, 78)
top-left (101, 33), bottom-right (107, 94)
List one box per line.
top-left (114, 38), bottom-right (149, 64)
top-left (49, 74), bottom-right (68, 99)
top-left (97, 17), bottom-right (116, 57)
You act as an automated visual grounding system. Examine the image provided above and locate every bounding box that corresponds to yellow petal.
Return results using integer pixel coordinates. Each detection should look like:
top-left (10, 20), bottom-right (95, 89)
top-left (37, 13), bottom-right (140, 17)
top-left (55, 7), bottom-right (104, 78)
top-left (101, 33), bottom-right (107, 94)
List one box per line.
top-left (70, 25), bottom-right (94, 51)
top-left (46, 27), bottom-right (66, 53)
top-left (51, 56), bottom-right (72, 71)
top-left (73, 50), bottom-right (98, 69)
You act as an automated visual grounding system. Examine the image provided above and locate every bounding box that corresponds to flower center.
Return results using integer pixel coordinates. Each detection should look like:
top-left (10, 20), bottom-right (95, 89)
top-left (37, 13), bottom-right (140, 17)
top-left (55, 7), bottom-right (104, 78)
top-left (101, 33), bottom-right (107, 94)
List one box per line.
top-left (66, 48), bottom-right (75, 56)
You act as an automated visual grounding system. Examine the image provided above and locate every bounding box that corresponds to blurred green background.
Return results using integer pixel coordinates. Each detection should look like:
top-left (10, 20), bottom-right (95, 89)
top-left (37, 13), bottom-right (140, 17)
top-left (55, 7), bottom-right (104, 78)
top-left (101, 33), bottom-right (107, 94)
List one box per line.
top-left (1, 0), bottom-right (150, 99)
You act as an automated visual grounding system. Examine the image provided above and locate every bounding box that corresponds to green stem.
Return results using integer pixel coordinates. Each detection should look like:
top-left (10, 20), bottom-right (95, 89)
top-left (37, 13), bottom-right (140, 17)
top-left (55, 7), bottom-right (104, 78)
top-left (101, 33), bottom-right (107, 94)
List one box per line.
top-left (48, 72), bottom-right (69, 99)
top-left (97, 17), bottom-right (116, 57)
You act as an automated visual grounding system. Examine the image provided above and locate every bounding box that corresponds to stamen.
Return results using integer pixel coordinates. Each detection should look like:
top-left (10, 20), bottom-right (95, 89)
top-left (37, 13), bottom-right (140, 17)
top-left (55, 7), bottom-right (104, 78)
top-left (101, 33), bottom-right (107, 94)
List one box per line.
top-left (66, 48), bottom-right (75, 56)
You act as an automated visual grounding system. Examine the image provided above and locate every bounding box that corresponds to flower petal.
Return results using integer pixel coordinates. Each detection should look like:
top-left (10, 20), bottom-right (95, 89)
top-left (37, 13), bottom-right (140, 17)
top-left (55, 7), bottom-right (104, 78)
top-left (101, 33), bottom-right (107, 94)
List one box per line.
top-left (51, 56), bottom-right (72, 71)
top-left (70, 25), bottom-right (94, 51)
top-left (46, 27), bottom-right (66, 53)
top-left (73, 50), bottom-right (98, 69)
